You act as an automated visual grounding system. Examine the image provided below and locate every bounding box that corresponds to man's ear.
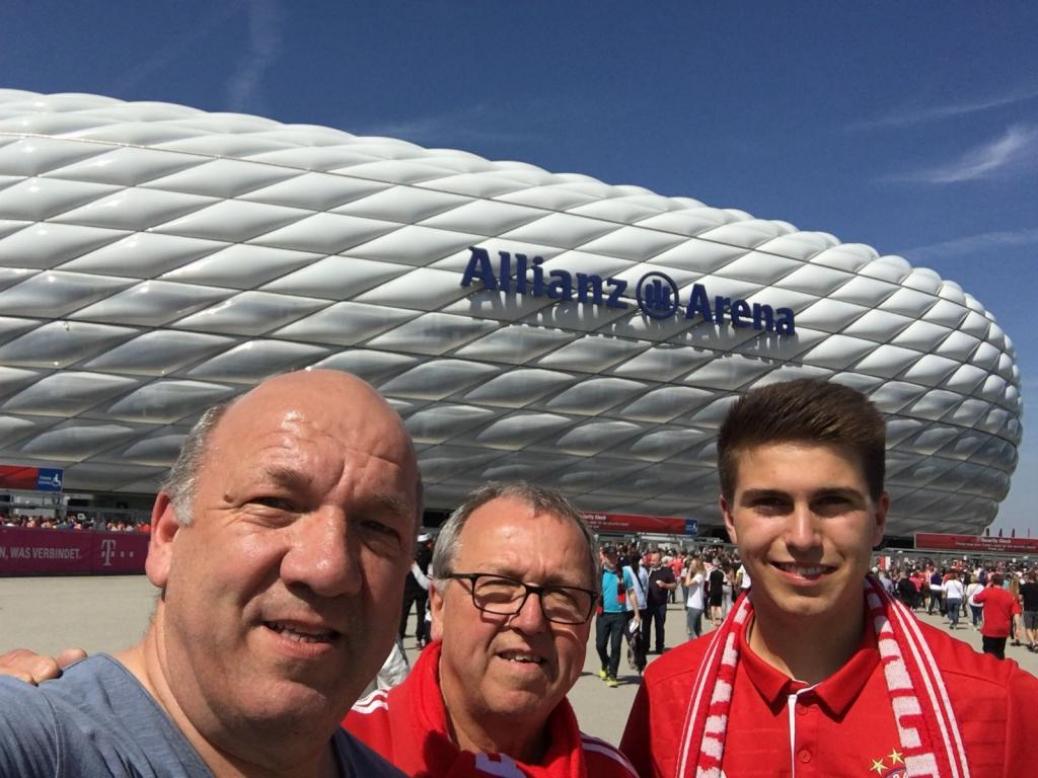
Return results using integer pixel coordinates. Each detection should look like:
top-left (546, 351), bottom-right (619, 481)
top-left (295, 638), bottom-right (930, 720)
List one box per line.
top-left (871, 491), bottom-right (890, 548)
top-left (429, 580), bottom-right (445, 643)
top-left (145, 492), bottom-right (182, 590)
top-left (720, 495), bottom-right (738, 545)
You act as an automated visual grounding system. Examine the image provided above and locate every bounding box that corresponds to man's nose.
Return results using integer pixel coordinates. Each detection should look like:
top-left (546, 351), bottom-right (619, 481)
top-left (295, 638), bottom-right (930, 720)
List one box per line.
top-left (280, 508), bottom-right (363, 597)
top-left (508, 589), bottom-right (550, 634)
top-left (786, 503), bottom-right (821, 551)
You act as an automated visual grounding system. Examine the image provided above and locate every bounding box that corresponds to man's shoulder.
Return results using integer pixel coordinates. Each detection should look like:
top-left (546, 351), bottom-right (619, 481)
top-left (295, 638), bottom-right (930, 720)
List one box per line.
top-left (0, 654), bottom-right (210, 777)
top-left (916, 619), bottom-right (1036, 692)
top-left (0, 668), bottom-right (62, 727)
top-left (579, 732), bottom-right (639, 777)
top-left (0, 653), bottom-right (137, 722)
top-left (0, 672), bottom-right (67, 777)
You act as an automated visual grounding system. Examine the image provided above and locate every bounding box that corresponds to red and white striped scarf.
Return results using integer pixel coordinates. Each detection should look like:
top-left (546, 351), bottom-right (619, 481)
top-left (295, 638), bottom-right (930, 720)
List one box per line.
top-left (674, 576), bottom-right (970, 778)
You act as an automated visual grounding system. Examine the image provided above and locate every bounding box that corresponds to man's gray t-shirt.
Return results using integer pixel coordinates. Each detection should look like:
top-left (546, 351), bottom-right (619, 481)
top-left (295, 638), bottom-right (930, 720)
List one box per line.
top-left (0, 654), bottom-right (404, 777)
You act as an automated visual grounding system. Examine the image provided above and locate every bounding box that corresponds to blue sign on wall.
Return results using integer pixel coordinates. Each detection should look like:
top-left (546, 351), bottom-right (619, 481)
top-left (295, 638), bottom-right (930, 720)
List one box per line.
top-left (683, 518), bottom-right (699, 537)
top-left (36, 468), bottom-right (64, 492)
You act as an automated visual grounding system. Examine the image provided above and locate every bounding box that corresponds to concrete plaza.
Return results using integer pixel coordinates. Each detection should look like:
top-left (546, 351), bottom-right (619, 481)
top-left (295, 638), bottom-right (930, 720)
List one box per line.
top-left (1, 576), bottom-right (1035, 747)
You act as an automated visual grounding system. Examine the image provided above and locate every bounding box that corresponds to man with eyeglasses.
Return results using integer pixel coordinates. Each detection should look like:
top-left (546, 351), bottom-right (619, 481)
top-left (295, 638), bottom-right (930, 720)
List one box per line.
top-left (345, 482), bottom-right (638, 777)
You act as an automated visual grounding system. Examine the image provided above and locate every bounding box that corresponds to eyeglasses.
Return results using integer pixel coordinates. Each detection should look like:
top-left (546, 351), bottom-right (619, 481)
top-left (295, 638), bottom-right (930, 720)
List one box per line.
top-left (443, 572), bottom-right (598, 625)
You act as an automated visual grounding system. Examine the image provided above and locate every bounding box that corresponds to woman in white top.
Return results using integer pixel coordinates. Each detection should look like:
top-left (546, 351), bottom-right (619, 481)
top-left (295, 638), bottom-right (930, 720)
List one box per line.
top-left (683, 557), bottom-right (707, 639)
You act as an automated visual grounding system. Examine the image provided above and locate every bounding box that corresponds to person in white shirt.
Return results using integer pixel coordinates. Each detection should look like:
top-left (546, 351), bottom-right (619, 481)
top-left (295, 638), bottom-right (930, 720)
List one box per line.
top-left (622, 556), bottom-right (647, 672)
top-left (683, 557), bottom-right (707, 638)
top-left (736, 562), bottom-right (751, 592)
top-left (965, 574), bottom-right (985, 629)
top-left (944, 570), bottom-right (965, 629)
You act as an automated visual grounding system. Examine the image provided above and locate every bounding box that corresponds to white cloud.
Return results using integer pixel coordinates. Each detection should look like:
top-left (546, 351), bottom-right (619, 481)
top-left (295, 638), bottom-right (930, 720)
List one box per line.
top-left (354, 103), bottom-right (532, 146)
top-left (851, 84), bottom-right (1038, 130)
top-left (902, 226), bottom-right (1038, 261)
top-left (226, 0), bottom-right (283, 112)
top-left (884, 124), bottom-right (1038, 184)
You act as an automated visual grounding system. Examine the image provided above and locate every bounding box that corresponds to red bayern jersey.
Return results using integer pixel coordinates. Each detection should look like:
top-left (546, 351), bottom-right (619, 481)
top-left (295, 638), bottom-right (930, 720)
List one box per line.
top-left (621, 614), bottom-right (1038, 777)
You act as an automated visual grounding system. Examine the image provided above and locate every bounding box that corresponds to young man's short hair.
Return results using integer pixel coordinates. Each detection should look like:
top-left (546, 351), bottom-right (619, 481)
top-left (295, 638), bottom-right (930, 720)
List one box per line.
top-left (717, 378), bottom-right (886, 501)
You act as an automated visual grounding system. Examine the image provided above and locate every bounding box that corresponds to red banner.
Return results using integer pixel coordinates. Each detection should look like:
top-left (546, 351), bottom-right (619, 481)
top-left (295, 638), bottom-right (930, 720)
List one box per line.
top-left (0, 464), bottom-right (63, 491)
top-left (0, 527), bottom-right (149, 575)
top-left (914, 532), bottom-right (1038, 554)
top-left (0, 465), bottom-right (37, 490)
top-left (581, 512), bottom-right (690, 535)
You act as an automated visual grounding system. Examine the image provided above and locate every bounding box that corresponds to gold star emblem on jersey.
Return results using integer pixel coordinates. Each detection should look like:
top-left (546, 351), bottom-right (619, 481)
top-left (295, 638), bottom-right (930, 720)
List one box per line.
top-left (870, 758), bottom-right (886, 774)
top-left (888, 749), bottom-right (904, 765)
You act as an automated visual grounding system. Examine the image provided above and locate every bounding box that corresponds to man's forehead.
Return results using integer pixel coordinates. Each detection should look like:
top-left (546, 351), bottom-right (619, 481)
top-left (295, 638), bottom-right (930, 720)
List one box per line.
top-left (215, 372), bottom-right (416, 464)
top-left (456, 499), bottom-right (587, 562)
top-left (732, 440), bottom-right (868, 485)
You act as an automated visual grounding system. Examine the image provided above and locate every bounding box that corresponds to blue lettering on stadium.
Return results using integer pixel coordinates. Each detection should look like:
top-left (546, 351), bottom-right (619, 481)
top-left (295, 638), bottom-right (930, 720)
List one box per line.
top-left (461, 247), bottom-right (796, 335)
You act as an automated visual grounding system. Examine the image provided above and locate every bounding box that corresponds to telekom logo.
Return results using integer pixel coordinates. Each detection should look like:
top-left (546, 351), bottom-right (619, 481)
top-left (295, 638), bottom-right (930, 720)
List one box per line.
top-left (100, 538), bottom-right (116, 567)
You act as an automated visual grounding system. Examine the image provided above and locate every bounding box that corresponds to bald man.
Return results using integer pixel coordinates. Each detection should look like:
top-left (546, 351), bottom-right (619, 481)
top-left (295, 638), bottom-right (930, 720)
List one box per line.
top-left (0, 371), bottom-right (418, 777)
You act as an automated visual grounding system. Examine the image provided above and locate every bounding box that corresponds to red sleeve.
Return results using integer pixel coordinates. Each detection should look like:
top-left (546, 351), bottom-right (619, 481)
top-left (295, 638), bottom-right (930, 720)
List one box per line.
top-left (620, 682), bottom-right (656, 778)
top-left (975, 588), bottom-right (988, 603)
top-left (1003, 667), bottom-right (1038, 774)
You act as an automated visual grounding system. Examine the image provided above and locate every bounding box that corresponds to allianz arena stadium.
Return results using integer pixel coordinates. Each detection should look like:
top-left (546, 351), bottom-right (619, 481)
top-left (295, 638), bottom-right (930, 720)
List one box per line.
top-left (0, 89), bottom-right (1021, 538)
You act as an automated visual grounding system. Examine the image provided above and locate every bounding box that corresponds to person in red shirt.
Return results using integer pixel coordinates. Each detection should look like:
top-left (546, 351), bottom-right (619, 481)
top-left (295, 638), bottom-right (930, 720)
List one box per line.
top-left (974, 574), bottom-right (1022, 659)
top-left (621, 379), bottom-right (1038, 777)
top-left (668, 554), bottom-right (684, 605)
top-left (346, 482), bottom-right (637, 778)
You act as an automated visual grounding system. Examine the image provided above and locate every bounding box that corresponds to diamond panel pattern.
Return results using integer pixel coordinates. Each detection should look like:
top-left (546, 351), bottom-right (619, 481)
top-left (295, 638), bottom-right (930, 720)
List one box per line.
top-left (0, 89), bottom-right (1021, 535)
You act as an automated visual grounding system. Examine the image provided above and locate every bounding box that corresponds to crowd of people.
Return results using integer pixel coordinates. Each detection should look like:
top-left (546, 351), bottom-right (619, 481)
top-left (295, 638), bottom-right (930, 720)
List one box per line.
top-left (579, 541), bottom-right (1038, 668)
top-left (880, 559), bottom-right (1038, 658)
top-left (587, 544), bottom-right (749, 675)
top-left (1, 512), bottom-right (149, 532)
top-left (0, 372), bottom-right (1035, 777)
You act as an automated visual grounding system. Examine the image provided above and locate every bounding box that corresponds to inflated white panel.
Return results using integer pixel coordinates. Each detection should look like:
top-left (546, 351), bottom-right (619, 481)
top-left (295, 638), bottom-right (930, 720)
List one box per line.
top-left (0, 89), bottom-right (1020, 535)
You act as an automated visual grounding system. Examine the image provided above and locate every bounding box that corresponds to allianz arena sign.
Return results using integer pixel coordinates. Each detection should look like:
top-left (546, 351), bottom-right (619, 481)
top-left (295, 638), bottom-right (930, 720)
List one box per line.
top-left (462, 246), bottom-right (796, 334)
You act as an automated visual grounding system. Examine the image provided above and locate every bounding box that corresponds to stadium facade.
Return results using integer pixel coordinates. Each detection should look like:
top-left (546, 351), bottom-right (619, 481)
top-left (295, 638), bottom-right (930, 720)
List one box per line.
top-left (0, 89), bottom-right (1021, 538)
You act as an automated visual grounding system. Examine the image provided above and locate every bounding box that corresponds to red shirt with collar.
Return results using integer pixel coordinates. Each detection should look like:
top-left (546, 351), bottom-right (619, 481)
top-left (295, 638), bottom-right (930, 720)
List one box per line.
top-left (345, 641), bottom-right (637, 778)
top-left (621, 611), bottom-right (1038, 777)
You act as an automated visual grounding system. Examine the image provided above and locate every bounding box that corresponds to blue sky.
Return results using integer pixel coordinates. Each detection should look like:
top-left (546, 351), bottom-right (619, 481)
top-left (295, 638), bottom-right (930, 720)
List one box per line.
top-left (2, 0), bottom-right (1035, 534)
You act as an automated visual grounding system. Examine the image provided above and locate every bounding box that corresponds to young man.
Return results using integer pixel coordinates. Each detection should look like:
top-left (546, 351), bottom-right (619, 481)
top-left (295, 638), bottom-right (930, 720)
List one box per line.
top-left (597, 545), bottom-right (641, 687)
top-left (621, 378), bottom-right (1038, 777)
top-left (346, 483), bottom-right (637, 777)
top-left (975, 573), bottom-right (1021, 660)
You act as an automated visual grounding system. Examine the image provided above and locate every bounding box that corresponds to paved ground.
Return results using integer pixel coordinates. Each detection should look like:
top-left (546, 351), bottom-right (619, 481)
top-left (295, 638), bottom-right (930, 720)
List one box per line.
top-left (2, 576), bottom-right (1035, 748)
